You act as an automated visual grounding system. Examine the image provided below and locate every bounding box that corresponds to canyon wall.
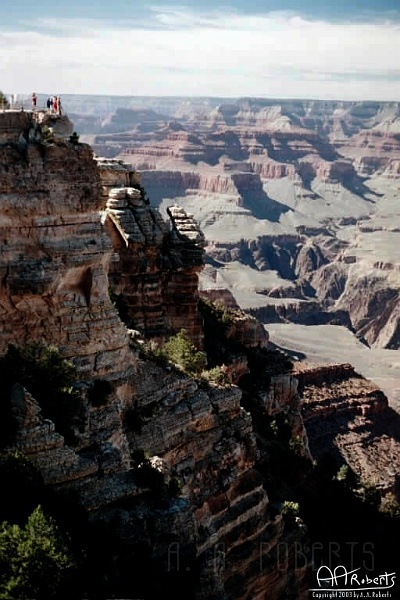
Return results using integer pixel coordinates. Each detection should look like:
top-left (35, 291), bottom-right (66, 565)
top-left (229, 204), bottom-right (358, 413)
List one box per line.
top-left (0, 110), bottom-right (310, 599)
top-left (0, 112), bottom-right (132, 381)
top-left (1, 108), bottom-right (400, 598)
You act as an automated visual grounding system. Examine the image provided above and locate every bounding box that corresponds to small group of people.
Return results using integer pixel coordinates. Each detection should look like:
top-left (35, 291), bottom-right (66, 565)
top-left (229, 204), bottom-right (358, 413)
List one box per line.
top-left (46, 95), bottom-right (62, 115)
top-left (31, 93), bottom-right (62, 115)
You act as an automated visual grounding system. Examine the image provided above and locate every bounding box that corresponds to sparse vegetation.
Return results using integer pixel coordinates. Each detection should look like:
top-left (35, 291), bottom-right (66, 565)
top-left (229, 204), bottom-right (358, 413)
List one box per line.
top-left (159, 329), bottom-right (207, 376)
top-left (380, 493), bottom-right (400, 518)
top-left (199, 365), bottom-right (230, 386)
top-left (139, 339), bottom-right (169, 367)
top-left (199, 297), bottom-right (293, 386)
top-left (68, 131), bottom-right (80, 145)
top-left (336, 463), bottom-right (358, 487)
top-left (281, 500), bottom-right (300, 524)
top-left (199, 298), bottom-right (240, 367)
top-left (40, 124), bottom-right (55, 144)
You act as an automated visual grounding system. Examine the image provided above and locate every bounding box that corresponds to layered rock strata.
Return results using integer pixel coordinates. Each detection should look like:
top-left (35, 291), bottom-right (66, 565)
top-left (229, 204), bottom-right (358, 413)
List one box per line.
top-left (0, 111), bottom-right (309, 599)
top-left (298, 363), bottom-right (400, 497)
top-left (98, 157), bottom-right (206, 346)
top-left (0, 111), bottom-right (132, 381)
top-left (84, 99), bottom-right (400, 352)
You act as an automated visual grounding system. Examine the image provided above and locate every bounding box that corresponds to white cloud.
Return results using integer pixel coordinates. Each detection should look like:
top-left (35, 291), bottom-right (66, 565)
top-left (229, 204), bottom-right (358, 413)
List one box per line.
top-left (1, 8), bottom-right (399, 100)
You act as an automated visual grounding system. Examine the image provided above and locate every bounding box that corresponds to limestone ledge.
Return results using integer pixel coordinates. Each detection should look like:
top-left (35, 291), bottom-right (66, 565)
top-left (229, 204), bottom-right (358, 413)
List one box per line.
top-left (106, 186), bottom-right (167, 246)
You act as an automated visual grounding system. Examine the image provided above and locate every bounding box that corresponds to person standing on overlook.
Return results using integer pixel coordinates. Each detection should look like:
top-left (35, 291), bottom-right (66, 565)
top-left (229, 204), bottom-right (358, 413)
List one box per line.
top-left (31, 92), bottom-right (37, 109)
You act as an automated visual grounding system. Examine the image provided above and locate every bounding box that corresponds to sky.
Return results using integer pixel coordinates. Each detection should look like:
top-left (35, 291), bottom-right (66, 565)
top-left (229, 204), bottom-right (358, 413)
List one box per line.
top-left (1, 0), bottom-right (400, 101)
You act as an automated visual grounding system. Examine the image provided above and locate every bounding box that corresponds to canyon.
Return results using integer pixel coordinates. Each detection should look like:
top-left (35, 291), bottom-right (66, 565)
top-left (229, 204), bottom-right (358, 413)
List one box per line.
top-left (0, 105), bottom-right (399, 599)
top-left (62, 95), bottom-right (400, 409)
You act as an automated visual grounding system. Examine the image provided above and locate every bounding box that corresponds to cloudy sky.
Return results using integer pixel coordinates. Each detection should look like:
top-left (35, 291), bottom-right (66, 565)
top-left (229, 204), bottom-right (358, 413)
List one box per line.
top-left (1, 0), bottom-right (399, 100)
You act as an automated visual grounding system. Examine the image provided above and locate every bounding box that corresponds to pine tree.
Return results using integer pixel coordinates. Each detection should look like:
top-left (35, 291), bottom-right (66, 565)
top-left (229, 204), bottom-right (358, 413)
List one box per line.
top-left (0, 505), bottom-right (76, 599)
top-left (162, 329), bottom-right (207, 375)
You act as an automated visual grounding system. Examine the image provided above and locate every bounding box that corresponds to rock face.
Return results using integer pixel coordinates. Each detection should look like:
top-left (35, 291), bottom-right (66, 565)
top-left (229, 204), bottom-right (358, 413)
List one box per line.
top-left (97, 158), bottom-right (206, 346)
top-left (0, 112), bottom-right (132, 380)
top-left (2, 106), bottom-right (400, 598)
top-left (298, 363), bottom-right (400, 497)
top-left (0, 110), bottom-right (310, 599)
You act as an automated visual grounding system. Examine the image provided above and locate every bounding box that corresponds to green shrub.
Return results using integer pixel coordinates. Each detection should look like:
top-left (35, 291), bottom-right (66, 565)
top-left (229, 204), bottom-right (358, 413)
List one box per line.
top-left (0, 343), bottom-right (84, 444)
top-left (139, 340), bottom-right (169, 367)
top-left (0, 505), bottom-right (76, 599)
top-left (281, 500), bottom-right (300, 524)
top-left (380, 493), bottom-right (400, 518)
top-left (200, 366), bottom-right (230, 386)
top-left (199, 298), bottom-right (235, 330)
top-left (288, 435), bottom-right (304, 456)
top-left (357, 480), bottom-right (380, 508)
top-left (161, 329), bottom-right (207, 376)
top-left (336, 464), bottom-right (359, 489)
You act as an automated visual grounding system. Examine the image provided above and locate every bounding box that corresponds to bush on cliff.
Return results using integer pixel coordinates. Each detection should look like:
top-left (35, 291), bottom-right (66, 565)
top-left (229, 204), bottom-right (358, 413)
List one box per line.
top-left (0, 505), bottom-right (77, 599)
top-left (199, 365), bottom-right (230, 386)
top-left (160, 329), bottom-right (207, 376)
top-left (199, 297), bottom-right (293, 384)
top-left (0, 343), bottom-right (84, 444)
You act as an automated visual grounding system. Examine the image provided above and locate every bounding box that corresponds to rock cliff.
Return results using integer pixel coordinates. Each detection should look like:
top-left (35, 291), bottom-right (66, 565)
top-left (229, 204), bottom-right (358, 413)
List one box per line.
top-left (2, 108), bottom-right (400, 598)
top-left (0, 111), bottom-right (132, 381)
top-left (0, 110), bottom-right (311, 599)
top-left (297, 363), bottom-right (400, 497)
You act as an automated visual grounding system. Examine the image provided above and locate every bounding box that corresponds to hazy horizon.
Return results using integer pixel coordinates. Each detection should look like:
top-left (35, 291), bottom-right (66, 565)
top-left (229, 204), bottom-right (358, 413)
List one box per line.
top-left (1, 0), bottom-right (399, 101)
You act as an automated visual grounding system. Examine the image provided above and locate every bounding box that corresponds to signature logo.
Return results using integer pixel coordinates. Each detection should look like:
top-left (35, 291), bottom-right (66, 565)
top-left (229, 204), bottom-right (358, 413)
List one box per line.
top-left (309, 566), bottom-right (396, 596)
